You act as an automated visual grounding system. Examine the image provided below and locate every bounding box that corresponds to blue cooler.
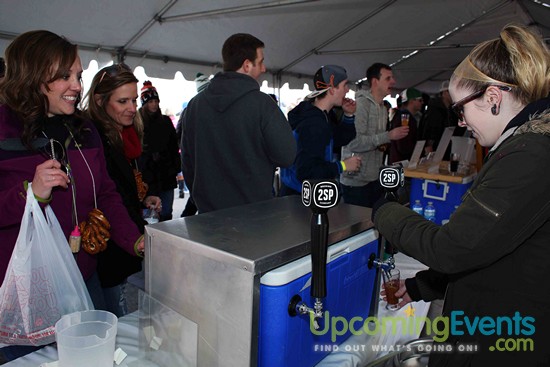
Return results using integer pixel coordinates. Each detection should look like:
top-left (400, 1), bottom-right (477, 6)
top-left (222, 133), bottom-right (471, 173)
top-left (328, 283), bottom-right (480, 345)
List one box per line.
top-left (258, 230), bottom-right (379, 367)
top-left (409, 176), bottom-right (474, 224)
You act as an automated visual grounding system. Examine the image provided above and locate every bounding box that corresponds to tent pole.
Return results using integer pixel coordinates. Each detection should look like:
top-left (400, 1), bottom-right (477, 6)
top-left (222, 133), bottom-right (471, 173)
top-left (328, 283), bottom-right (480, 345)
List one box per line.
top-left (389, 0), bottom-right (510, 68)
top-left (161, 0), bottom-right (319, 22)
top-left (317, 43), bottom-right (478, 55)
top-left (122, 0), bottom-right (179, 52)
top-left (277, 0), bottom-right (396, 74)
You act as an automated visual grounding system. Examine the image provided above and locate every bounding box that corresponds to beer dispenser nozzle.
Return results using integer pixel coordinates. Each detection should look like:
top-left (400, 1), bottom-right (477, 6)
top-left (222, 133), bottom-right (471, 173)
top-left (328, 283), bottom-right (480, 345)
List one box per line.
top-left (369, 253), bottom-right (395, 272)
top-left (288, 179), bottom-right (339, 330)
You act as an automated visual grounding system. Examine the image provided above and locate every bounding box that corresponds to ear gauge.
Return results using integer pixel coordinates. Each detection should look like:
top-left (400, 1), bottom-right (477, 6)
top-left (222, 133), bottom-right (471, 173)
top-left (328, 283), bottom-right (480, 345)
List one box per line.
top-left (491, 104), bottom-right (500, 116)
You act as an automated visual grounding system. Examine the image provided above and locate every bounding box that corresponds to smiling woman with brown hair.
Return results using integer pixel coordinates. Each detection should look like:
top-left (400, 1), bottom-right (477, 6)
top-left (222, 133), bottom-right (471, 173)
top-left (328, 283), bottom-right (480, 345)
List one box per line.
top-left (0, 30), bottom-right (145, 361)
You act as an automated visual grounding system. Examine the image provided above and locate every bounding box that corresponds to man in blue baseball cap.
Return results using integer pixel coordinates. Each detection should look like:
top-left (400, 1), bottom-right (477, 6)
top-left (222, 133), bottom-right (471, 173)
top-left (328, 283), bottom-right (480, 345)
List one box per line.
top-left (280, 65), bottom-right (361, 195)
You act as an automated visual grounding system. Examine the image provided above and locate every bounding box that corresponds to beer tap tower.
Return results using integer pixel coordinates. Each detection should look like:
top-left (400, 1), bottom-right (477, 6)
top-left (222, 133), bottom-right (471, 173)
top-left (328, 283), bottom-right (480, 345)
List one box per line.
top-left (289, 179), bottom-right (339, 329)
top-left (372, 163), bottom-right (406, 268)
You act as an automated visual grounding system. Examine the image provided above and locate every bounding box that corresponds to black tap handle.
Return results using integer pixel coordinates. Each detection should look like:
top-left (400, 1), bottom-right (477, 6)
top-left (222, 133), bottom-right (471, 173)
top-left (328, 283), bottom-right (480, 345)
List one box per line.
top-left (302, 179), bottom-right (338, 301)
top-left (301, 179), bottom-right (338, 215)
top-left (311, 213), bottom-right (329, 299)
top-left (378, 164), bottom-right (404, 198)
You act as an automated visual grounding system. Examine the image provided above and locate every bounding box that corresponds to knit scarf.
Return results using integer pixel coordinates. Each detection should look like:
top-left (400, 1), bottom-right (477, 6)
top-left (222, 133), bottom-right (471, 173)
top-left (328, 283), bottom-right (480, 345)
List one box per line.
top-left (121, 125), bottom-right (141, 162)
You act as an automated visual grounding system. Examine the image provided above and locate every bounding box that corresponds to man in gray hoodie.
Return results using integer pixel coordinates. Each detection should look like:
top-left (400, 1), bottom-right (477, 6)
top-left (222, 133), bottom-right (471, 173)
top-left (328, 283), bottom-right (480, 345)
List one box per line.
top-left (181, 33), bottom-right (296, 213)
top-left (340, 63), bottom-right (408, 207)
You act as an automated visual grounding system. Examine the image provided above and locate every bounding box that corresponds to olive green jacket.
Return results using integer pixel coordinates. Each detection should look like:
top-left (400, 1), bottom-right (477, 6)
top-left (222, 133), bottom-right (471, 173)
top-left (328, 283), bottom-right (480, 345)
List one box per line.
top-left (375, 105), bottom-right (550, 366)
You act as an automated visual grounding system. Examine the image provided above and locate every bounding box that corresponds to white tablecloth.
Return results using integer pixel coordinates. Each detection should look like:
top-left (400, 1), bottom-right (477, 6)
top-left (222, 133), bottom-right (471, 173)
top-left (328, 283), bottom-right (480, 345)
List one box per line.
top-left (316, 252), bottom-right (430, 367)
top-left (2, 313), bottom-right (144, 367)
top-left (4, 253), bottom-right (429, 367)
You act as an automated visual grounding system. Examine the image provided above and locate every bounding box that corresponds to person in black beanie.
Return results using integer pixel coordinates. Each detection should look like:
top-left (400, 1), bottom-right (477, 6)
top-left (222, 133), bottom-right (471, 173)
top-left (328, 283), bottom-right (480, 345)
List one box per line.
top-left (138, 81), bottom-right (181, 221)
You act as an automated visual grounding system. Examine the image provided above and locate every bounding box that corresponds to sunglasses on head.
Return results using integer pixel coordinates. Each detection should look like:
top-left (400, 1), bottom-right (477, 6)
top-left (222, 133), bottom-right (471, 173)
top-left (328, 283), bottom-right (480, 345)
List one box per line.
top-left (98, 63), bottom-right (132, 84)
top-left (451, 85), bottom-right (512, 121)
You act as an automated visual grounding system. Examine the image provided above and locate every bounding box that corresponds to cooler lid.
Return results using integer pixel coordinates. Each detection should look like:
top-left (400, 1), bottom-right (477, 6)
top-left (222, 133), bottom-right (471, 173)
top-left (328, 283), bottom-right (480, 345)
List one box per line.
top-left (260, 229), bottom-right (378, 286)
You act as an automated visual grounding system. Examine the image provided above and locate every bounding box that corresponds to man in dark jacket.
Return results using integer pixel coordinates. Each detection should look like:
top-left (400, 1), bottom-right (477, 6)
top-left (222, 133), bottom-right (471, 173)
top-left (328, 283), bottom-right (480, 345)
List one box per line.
top-left (388, 87), bottom-right (423, 164)
top-left (280, 65), bottom-right (361, 195)
top-left (181, 33), bottom-right (296, 213)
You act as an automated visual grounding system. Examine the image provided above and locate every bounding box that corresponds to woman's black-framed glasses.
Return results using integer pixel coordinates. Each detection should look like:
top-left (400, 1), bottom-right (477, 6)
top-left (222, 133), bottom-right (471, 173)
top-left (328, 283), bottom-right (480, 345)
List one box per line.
top-left (98, 63), bottom-right (132, 84)
top-left (451, 85), bottom-right (512, 121)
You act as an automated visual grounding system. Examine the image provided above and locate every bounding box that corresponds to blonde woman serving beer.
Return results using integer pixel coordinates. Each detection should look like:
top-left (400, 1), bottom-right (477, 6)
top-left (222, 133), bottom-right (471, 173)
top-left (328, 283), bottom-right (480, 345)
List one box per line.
top-left (373, 24), bottom-right (550, 366)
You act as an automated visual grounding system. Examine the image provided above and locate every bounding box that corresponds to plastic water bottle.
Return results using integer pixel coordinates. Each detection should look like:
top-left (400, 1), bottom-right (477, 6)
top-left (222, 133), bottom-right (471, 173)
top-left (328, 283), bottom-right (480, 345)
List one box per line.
top-left (412, 200), bottom-right (423, 216)
top-left (424, 202), bottom-right (436, 222)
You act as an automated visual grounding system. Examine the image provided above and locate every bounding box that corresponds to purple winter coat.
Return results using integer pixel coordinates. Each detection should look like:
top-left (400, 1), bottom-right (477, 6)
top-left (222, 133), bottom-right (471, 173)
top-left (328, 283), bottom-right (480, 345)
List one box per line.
top-left (0, 105), bottom-right (142, 282)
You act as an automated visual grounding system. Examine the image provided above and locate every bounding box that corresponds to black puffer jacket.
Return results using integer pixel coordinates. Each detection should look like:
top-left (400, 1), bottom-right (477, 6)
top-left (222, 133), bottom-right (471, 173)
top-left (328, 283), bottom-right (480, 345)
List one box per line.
top-left (375, 99), bottom-right (550, 366)
top-left (96, 135), bottom-right (144, 287)
top-left (139, 111), bottom-right (180, 194)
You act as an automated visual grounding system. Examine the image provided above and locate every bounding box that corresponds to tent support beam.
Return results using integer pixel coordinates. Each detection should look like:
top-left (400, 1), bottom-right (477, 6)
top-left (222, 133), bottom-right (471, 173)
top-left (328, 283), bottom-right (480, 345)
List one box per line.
top-left (160, 0), bottom-right (319, 22)
top-left (391, 0), bottom-right (512, 90)
top-left (317, 43), bottom-right (478, 55)
top-left (277, 0), bottom-right (397, 74)
top-left (389, 0), bottom-right (510, 68)
top-left (120, 0), bottom-right (179, 56)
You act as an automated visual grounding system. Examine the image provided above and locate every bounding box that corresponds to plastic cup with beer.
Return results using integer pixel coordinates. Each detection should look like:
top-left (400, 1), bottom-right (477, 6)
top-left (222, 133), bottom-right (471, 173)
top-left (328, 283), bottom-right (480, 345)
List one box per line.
top-left (382, 268), bottom-right (401, 311)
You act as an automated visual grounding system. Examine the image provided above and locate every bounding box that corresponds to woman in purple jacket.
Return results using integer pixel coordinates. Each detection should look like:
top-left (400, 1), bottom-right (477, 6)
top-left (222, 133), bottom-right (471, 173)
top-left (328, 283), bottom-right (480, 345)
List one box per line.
top-left (0, 30), bottom-right (144, 339)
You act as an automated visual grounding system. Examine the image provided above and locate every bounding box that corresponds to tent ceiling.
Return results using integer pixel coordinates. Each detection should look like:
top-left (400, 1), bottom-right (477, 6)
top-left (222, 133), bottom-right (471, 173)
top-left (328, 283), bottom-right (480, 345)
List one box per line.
top-left (1, 0), bottom-right (549, 94)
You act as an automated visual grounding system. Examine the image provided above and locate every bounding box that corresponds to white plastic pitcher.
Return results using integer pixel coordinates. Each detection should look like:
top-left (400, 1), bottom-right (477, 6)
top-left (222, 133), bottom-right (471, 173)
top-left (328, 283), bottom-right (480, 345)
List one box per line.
top-left (55, 310), bottom-right (118, 367)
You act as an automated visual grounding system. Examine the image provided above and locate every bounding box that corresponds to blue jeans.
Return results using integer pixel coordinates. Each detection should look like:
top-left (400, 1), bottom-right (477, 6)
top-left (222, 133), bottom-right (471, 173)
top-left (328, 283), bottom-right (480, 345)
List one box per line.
top-left (102, 282), bottom-right (128, 317)
top-left (158, 189), bottom-right (174, 221)
top-left (86, 272), bottom-right (128, 317)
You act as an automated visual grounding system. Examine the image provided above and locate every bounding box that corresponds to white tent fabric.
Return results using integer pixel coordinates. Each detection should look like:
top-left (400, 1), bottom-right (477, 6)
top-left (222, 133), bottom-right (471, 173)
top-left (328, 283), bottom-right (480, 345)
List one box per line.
top-left (1, 0), bottom-right (549, 93)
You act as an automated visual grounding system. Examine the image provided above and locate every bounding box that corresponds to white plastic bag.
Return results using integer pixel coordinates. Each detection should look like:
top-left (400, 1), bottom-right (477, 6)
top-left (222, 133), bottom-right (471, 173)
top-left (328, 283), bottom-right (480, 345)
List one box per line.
top-left (0, 184), bottom-right (94, 346)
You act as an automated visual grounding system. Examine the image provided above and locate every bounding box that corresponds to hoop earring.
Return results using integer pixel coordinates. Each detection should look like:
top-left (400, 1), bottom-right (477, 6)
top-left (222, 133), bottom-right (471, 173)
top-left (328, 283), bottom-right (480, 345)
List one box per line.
top-left (491, 104), bottom-right (499, 116)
